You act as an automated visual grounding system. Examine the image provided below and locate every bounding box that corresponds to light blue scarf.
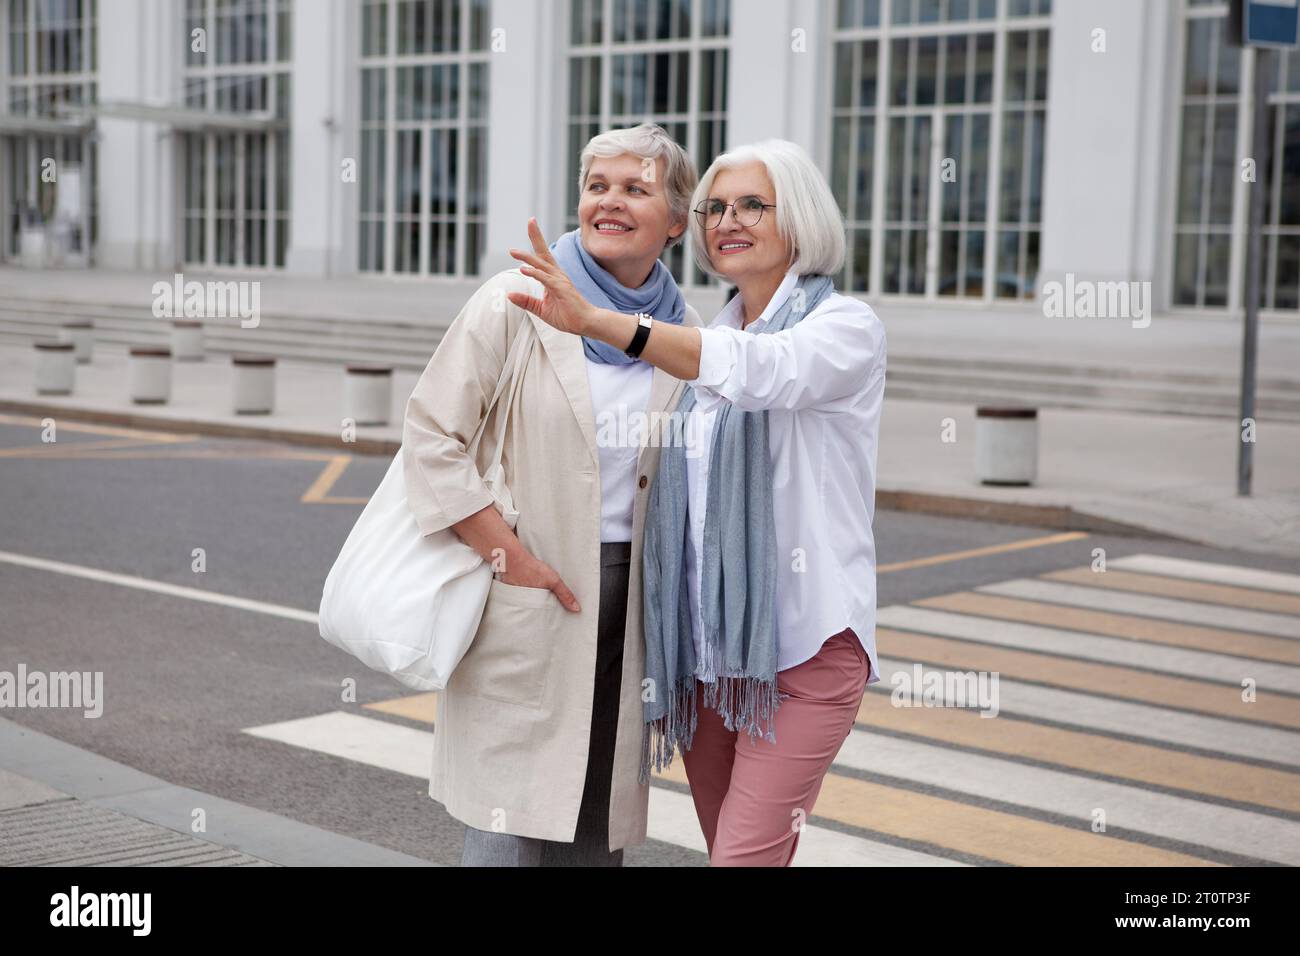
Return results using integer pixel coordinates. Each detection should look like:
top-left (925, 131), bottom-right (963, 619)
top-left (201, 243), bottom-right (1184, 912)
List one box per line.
top-left (549, 229), bottom-right (686, 365)
top-left (639, 274), bottom-right (837, 785)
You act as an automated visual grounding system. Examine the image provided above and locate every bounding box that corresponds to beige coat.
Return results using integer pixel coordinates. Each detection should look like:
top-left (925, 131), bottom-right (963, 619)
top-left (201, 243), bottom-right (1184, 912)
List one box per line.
top-left (402, 267), bottom-right (700, 850)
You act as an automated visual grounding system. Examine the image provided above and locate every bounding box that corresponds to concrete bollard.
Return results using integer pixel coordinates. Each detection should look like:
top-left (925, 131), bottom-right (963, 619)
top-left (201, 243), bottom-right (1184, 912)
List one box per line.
top-left (344, 363), bottom-right (394, 426)
top-left (128, 347), bottom-right (172, 404)
top-left (60, 320), bottom-right (94, 364)
top-left (232, 354), bottom-right (276, 414)
top-left (33, 340), bottom-right (76, 395)
top-left (171, 320), bottom-right (205, 361)
top-left (975, 406), bottom-right (1039, 486)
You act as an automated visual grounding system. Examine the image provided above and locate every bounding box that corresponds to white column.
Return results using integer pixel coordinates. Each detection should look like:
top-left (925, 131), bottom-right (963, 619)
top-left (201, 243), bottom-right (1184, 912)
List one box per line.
top-left (1038, 0), bottom-right (1177, 296)
top-left (285, 0), bottom-right (355, 276)
top-left (95, 0), bottom-right (182, 270)
top-left (479, 0), bottom-right (567, 277)
top-left (726, 0), bottom-right (830, 155)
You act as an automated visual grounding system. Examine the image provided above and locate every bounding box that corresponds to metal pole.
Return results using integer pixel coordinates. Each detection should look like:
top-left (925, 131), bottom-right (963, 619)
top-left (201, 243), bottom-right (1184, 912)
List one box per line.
top-left (1238, 47), bottom-right (1271, 497)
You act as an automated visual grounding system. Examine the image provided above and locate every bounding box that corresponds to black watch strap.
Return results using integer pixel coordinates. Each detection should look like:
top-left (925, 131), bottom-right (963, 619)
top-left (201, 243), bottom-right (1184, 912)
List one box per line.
top-left (623, 313), bottom-right (653, 359)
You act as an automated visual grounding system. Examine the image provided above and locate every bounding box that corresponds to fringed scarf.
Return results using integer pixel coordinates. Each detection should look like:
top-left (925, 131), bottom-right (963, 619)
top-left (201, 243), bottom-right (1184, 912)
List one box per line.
top-left (639, 273), bottom-right (836, 784)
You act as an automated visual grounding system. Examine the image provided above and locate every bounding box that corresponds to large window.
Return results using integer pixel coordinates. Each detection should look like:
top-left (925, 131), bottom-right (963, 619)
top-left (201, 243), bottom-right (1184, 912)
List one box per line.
top-left (2, 0), bottom-right (98, 262)
top-left (181, 0), bottom-right (292, 269)
top-left (830, 0), bottom-right (1049, 300)
top-left (567, 0), bottom-right (730, 286)
top-left (357, 0), bottom-right (491, 277)
top-left (1173, 1), bottom-right (1300, 312)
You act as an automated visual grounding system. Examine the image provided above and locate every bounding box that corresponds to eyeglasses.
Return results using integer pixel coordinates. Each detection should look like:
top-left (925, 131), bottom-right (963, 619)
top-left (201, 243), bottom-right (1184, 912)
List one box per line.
top-left (693, 195), bottom-right (777, 230)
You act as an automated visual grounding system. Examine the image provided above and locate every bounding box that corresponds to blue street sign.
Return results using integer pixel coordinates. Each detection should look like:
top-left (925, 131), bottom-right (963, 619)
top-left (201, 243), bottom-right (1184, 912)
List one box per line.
top-left (1245, 0), bottom-right (1299, 47)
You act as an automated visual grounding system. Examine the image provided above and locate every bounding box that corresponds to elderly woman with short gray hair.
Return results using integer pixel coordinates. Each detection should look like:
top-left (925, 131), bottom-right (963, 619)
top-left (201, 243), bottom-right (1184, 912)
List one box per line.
top-left (402, 123), bottom-right (701, 866)
top-left (508, 138), bottom-right (886, 867)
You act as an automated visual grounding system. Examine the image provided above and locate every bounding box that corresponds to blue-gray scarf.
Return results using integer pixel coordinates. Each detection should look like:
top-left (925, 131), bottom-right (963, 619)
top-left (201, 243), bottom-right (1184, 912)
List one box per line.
top-left (639, 274), bottom-right (837, 784)
top-left (549, 229), bottom-right (686, 365)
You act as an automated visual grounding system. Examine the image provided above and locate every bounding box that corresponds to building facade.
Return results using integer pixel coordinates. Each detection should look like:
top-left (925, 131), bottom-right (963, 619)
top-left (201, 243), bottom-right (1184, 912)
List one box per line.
top-left (0, 0), bottom-right (1296, 317)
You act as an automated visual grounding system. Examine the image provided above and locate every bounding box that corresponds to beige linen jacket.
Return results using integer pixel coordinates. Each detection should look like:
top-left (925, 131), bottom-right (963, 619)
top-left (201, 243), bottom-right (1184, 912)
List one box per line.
top-left (402, 267), bottom-right (700, 851)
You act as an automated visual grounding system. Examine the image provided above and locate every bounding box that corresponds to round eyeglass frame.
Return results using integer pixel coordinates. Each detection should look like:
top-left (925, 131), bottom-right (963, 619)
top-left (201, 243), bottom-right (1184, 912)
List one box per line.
top-left (693, 196), bottom-right (777, 230)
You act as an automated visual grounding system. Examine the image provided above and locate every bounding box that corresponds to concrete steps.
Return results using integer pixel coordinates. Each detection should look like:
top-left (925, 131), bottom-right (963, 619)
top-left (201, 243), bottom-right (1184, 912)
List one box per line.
top-left (884, 358), bottom-right (1300, 421)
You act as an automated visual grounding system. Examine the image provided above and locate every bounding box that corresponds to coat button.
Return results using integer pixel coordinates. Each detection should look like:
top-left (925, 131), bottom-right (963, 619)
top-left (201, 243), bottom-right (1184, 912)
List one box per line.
top-left (638, 475), bottom-right (648, 489)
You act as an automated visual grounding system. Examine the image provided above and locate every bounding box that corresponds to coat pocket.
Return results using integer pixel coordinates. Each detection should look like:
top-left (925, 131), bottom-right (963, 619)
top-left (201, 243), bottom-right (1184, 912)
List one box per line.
top-left (453, 578), bottom-right (557, 708)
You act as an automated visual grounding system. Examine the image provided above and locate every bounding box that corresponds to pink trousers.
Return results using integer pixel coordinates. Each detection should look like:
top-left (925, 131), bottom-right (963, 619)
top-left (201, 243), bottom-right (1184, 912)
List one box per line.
top-left (680, 628), bottom-right (872, 867)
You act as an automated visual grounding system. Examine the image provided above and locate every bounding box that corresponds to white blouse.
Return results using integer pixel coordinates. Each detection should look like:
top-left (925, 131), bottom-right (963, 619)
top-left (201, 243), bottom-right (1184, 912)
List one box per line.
top-left (684, 270), bottom-right (886, 683)
top-left (585, 355), bottom-right (654, 543)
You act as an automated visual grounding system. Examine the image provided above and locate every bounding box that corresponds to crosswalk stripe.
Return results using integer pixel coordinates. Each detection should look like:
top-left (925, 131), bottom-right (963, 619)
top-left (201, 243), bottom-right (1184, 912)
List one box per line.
top-left (369, 686), bottom-right (1300, 824)
top-left (244, 711), bottom-right (433, 778)
top-left (875, 657), bottom-right (1300, 768)
top-left (242, 710), bottom-right (958, 866)
top-left (878, 606), bottom-right (1300, 694)
top-left (878, 630), bottom-right (1300, 729)
top-left (980, 579), bottom-right (1300, 638)
top-left (652, 749), bottom-right (1217, 866)
top-left (831, 728), bottom-right (1300, 865)
top-left (914, 592), bottom-right (1300, 665)
top-left (647, 784), bottom-right (964, 866)
top-left (1111, 554), bottom-right (1300, 596)
top-left (852, 693), bottom-right (1300, 814)
top-left (1043, 567), bottom-right (1300, 616)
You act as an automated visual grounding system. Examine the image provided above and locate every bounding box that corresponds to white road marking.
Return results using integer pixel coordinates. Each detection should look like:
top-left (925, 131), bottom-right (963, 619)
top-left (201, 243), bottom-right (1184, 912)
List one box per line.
top-left (242, 711), bottom-right (965, 866)
top-left (1111, 554), bottom-right (1300, 596)
top-left (875, 658), bottom-right (1300, 768)
top-left (979, 579), bottom-right (1300, 638)
top-left (0, 548), bottom-right (318, 625)
top-left (878, 605), bottom-right (1300, 693)
top-left (833, 729), bottom-right (1300, 865)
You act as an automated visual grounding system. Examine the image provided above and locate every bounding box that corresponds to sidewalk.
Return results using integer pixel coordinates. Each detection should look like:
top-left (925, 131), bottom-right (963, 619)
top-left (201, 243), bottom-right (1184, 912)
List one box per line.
top-left (2, 339), bottom-right (1298, 559)
top-left (0, 718), bottom-right (436, 866)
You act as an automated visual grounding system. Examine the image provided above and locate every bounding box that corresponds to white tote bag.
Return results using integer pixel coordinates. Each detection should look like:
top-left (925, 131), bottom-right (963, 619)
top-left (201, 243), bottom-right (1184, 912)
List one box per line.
top-left (318, 322), bottom-right (537, 691)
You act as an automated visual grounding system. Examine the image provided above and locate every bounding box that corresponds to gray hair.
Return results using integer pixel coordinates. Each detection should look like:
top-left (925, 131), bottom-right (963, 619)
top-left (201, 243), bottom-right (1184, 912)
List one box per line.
top-left (689, 139), bottom-right (847, 278)
top-left (578, 123), bottom-right (697, 247)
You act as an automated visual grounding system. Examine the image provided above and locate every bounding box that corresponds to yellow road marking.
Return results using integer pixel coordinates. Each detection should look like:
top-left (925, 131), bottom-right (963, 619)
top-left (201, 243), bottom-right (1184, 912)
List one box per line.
top-left (0, 436), bottom-right (206, 459)
top-left (301, 455), bottom-right (369, 504)
top-left (878, 531), bottom-right (1089, 574)
top-left (653, 754), bottom-right (1217, 866)
top-left (1044, 566), bottom-right (1300, 616)
top-left (852, 692), bottom-right (1300, 814)
top-left (917, 592), bottom-right (1300, 665)
top-left (365, 692), bottom-right (439, 724)
top-left (3, 418), bottom-right (372, 505)
top-left (880, 627), bottom-right (1300, 729)
top-left (370, 685), bottom-right (1274, 852)
top-left (0, 412), bottom-right (198, 442)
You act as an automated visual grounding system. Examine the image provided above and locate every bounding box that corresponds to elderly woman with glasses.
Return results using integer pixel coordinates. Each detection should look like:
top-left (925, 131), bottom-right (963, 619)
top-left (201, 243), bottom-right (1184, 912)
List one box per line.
top-left (506, 139), bottom-right (886, 866)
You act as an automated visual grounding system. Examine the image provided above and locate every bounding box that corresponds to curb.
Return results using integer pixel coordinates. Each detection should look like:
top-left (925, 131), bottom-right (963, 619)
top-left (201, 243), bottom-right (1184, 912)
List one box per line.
top-left (0, 398), bottom-right (1182, 541)
top-left (0, 398), bottom-right (402, 456)
top-left (875, 488), bottom-right (1173, 539)
top-left (0, 718), bottom-right (437, 867)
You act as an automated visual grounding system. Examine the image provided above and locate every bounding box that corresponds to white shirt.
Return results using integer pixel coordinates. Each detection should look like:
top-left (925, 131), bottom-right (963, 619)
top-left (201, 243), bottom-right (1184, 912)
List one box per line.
top-left (684, 270), bottom-right (886, 683)
top-left (586, 355), bottom-right (654, 543)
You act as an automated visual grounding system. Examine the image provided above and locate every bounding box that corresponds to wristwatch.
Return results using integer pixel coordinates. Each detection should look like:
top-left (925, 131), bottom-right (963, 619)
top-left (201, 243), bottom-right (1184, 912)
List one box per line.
top-left (623, 312), bottom-right (653, 359)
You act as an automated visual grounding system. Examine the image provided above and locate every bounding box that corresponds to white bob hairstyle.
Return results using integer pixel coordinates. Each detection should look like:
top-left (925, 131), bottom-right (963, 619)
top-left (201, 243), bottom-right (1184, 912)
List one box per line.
top-left (578, 123), bottom-right (698, 248)
top-left (689, 139), bottom-right (846, 278)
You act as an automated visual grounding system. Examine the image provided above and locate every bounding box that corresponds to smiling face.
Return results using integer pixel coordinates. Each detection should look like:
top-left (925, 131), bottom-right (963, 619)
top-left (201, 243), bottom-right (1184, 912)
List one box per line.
top-left (701, 162), bottom-right (789, 284)
top-left (578, 152), bottom-right (685, 285)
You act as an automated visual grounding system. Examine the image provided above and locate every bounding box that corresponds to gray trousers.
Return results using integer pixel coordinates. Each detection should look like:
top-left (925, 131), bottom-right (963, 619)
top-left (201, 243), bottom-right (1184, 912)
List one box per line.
top-left (460, 541), bottom-right (630, 867)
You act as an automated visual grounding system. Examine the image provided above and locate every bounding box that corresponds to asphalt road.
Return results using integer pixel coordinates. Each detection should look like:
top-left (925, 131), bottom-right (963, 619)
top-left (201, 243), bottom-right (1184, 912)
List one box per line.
top-left (2, 413), bottom-right (1297, 867)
